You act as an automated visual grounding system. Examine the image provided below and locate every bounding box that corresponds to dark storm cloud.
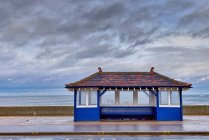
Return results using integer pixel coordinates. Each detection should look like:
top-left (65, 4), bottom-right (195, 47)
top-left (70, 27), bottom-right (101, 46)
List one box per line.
top-left (1, 0), bottom-right (209, 87)
top-left (84, 2), bottom-right (125, 21)
top-left (193, 27), bottom-right (209, 38)
top-left (179, 7), bottom-right (209, 28)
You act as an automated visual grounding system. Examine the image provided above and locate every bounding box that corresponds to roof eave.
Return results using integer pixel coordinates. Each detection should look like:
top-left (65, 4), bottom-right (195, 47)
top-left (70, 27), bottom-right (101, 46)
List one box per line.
top-left (65, 85), bottom-right (192, 89)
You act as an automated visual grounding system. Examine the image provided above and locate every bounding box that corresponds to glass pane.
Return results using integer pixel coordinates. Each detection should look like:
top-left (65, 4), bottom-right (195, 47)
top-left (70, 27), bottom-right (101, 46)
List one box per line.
top-left (160, 91), bottom-right (168, 105)
top-left (89, 91), bottom-right (97, 105)
top-left (120, 91), bottom-right (133, 105)
top-left (171, 91), bottom-right (180, 105)
top-left (77, 91), bottom-right (86, 106)
top-left (138, 91), bottom-right (150, 105)
top-left (101, 91), bottom-right (115, 105)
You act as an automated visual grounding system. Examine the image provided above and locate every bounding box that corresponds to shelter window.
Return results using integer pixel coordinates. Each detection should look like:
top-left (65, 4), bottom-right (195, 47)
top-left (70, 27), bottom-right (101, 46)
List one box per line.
top-left (160, 91), bottom-right (169, 105)
top-left (76, 91), bottom-right (97, 107)
top-left (170, 91), bottom-right (180, 105)
top-left (120, 91), bottom-right (133, 105)
top-left (138, 91), bottom-right (153, 105)
top-left (160, 90), bottom-right (180, 107)
top-left (89, 91), bottom-right (97, 105)
top-left (101, 91), bottom-right (115, 105)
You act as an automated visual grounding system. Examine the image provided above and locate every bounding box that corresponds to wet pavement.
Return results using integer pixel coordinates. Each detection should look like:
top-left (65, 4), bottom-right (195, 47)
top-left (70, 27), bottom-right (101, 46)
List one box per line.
top-left (0, 116), bottom-right (208, 134)
top-left (0, 135), bottom-right (209, 140)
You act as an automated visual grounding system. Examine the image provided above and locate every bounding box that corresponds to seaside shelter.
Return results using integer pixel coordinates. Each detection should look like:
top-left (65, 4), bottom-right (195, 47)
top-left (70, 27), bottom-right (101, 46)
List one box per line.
top-left (65, 67), bottom-right (192, 122)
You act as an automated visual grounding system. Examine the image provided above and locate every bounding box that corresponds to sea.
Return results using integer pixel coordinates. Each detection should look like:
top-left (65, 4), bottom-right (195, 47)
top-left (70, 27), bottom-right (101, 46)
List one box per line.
top-left (0, 87), bottom-right (208, 106)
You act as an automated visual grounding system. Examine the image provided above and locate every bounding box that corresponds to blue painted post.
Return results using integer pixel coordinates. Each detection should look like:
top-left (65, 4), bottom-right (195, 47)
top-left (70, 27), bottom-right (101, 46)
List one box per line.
top-left (179, 87), bottom-right (183, 121)
top-left (74, 89), bottom-right (77, 122)
top-left (155, 88), bottom-right (159, 120)
top-left (97, 89), bottom-right (100, 120)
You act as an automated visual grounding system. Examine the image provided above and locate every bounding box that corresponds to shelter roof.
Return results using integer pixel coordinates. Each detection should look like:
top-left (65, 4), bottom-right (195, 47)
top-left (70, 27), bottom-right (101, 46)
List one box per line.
top-left (65, 70), bottom-right (192, 88)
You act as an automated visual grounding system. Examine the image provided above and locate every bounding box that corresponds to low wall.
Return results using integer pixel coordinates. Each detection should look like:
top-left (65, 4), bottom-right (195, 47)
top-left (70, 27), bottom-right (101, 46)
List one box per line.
top-left (183, 105), bottom-right (209, 115)
top-left (0, 106), bottom-right (208, 116)
top-left (0, 106), bottom-right (73, 116)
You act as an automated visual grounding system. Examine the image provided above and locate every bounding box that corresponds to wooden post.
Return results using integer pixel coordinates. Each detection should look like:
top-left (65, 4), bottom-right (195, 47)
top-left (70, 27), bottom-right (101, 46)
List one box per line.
top-left (74, 89), bottom-right (77, 122)
top-left (115, 90), bottom-right (120, 105)
top-left (155, 88), bottom-right (159, 120)
top-left (97, 89), bottom-right (100, 108)
top-left (78, 91), bottom-right (81, 106)
top-left (179, 87), bottom-right (183, 121)
top-left (133, 90), bottom-right (138, 105)
top-left (97, 89), bottom-right (101, 121)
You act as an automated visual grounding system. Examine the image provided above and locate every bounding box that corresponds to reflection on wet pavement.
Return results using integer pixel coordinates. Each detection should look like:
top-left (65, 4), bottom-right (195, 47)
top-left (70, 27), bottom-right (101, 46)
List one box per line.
top-left (0, 135), bottom-right (209, 140)
top-left (0, 116), bottom-right (209, 133)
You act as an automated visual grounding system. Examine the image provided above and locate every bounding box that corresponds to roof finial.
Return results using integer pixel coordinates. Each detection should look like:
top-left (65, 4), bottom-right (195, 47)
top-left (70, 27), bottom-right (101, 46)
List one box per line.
top-left (150, 67), bottom-right (154, 73)
top-left (98, 67), bottom-right (102, 72)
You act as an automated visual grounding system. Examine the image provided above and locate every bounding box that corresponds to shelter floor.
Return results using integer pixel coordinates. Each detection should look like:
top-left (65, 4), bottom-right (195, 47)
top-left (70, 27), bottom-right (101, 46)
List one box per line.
top-left (0, 115), bottom-right (208, 133)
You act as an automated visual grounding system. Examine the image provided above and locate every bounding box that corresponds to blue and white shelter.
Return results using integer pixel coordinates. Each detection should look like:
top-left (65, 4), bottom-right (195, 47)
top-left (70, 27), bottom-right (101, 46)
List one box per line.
top-left (65, 67), bottom-right (192, 122)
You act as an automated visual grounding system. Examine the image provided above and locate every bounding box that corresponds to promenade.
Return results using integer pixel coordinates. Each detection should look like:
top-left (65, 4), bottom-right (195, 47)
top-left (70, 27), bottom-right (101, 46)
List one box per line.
top-left (0, 115), bottom-right (208, 135)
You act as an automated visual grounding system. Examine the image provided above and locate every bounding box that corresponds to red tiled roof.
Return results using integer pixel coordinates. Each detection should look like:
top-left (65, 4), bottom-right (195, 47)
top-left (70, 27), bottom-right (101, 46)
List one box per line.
top-left (65, 72), bottom-right (192, 88)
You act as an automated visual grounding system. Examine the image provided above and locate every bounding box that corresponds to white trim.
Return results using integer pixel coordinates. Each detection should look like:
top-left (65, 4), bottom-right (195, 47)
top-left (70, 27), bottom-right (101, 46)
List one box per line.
top-left (77, 105), bottom-right (97, 108)
top-left (159, 105), bottom-right (180, 108)
top-left (76, 91), bottom-right (98, 107)
top-left (86, 91), bottom-right (88, 106)
top-left (168, 90), bottom-right (171, 105)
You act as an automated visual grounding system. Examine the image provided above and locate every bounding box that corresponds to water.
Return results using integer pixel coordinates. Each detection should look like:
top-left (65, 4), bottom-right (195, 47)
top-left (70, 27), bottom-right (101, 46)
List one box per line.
top-left (0, 87), bottom-right (208, 106)
top-left (183, 87), bottom-right (209, 105)
top-left (0, 88), bottom-right (74, 106)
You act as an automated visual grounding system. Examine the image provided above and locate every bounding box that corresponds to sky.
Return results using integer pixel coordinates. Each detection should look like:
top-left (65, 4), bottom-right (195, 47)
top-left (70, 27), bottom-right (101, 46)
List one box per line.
top-left (0, 0), bottom-right (209, 88)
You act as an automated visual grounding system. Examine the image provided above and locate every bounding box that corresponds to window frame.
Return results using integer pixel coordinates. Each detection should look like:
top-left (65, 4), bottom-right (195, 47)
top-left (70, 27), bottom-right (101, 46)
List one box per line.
top-left (76, 91), bottom-right (98, 108)
top-left (159, 90), bottom-right (180, 107)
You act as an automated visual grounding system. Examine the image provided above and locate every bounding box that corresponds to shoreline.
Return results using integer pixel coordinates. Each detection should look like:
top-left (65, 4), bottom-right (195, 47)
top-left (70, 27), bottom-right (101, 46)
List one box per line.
top-left (0, 105), bottom-right (208, 116)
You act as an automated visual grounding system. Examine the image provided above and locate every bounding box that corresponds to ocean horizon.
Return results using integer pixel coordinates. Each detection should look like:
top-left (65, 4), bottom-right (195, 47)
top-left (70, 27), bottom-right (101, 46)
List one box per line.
top-left (0, 87), bottom-right (208, 106)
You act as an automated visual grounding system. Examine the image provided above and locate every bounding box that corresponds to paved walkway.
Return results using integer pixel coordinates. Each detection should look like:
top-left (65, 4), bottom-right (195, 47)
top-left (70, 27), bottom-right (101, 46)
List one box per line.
top-left (0, 116), bottom-right (208, 135)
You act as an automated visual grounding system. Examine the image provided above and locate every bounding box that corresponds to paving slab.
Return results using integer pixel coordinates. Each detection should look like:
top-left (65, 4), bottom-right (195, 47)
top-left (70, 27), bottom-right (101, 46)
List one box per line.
top-left (0, 116), bottom-right (208, 135)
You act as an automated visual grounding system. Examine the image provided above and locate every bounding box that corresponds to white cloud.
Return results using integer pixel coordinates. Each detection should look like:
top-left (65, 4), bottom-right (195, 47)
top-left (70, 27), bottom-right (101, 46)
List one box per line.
top-left (0, 0), bottom-right (209, 87)
top-left (147, 35), bottom-right (209, 49)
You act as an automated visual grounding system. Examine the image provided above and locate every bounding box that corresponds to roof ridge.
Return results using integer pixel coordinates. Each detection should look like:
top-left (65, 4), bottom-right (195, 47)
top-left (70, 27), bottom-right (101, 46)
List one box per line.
top-left (154, 72), bottom-right (192, 86)
top-left (98, 72), bottom-right (150, 74)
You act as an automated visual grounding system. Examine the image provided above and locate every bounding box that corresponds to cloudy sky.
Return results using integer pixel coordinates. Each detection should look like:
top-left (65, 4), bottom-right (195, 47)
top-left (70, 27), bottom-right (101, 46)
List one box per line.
top-left (0, 0), bottom-right (209, 88)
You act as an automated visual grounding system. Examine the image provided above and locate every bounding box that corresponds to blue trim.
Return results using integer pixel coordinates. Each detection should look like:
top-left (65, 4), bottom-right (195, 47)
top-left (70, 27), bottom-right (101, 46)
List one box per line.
top-left (149, 88), bottom-right (156, 95)
top-left (74, 90), bottom-right (100, 122)
top-left (75, 107), bottom-right (100, 121)
top-left (155, 88), bottom-right (159, 120)
top-left (179, 87), bottom-right (183, 121)
top-left (73, 87), bottom-right (184, 121)
top-left (156, 107), bottom-right (181, 121)
top-left (74, 89), bottom-right (77, 122)
top-left (99, 89), bottom-right (107, 96)
top-left (78, 91), bottom-right (81, 106)
top-left (97, 90), bottom-right (101, 120)
top-left (155, 88), bottom-right (182, 121)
